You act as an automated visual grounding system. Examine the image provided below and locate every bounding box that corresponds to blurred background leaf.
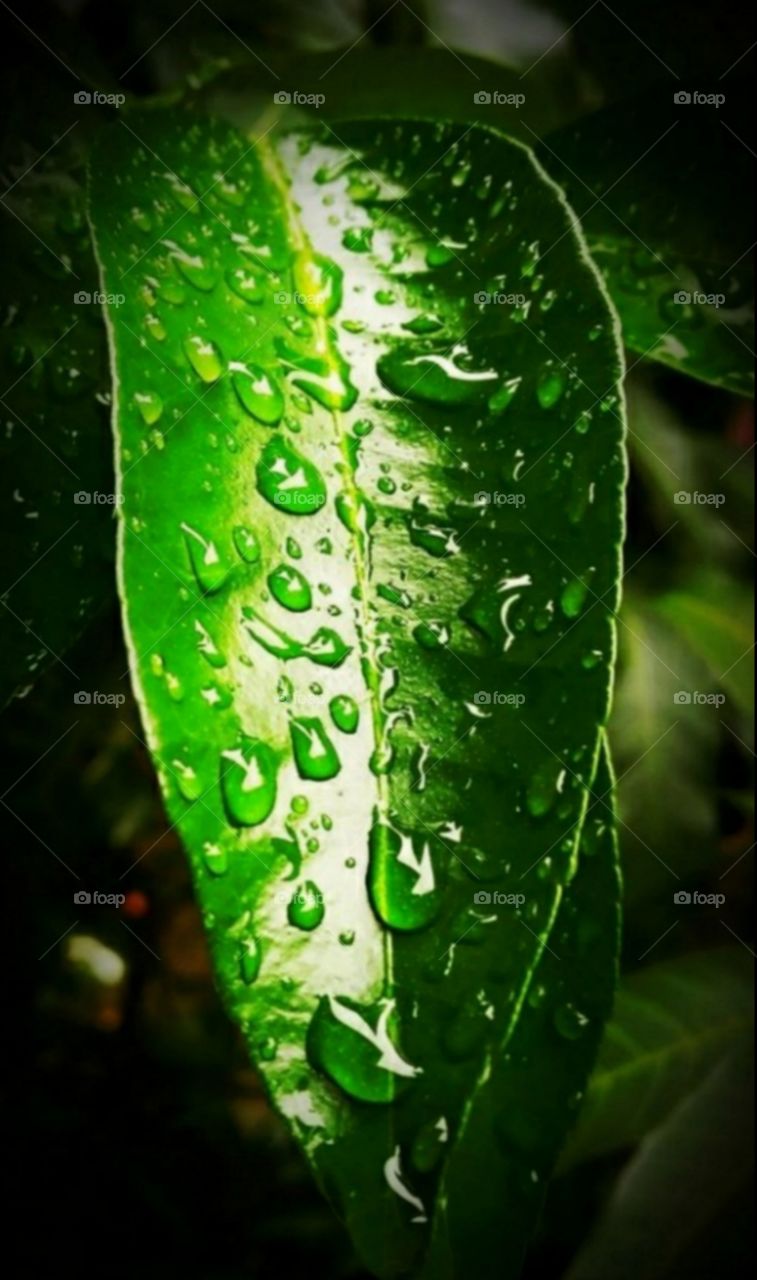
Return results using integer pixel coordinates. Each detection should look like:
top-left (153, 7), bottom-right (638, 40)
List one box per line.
top-left (559, 947), bottom-right (753, 1170)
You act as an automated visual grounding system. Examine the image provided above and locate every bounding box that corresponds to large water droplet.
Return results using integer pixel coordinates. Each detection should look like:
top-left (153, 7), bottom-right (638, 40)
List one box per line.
top-left (220, 738), bottom-right (278, 826)
top-left (307, 995), bottom-right (421, 1103)
top-left (290, 717), bottom-right (341, 781)
top-left (368, 820), bottom-right (439, 931)
top-left (231, 362), bottom-right (284, 425)
top-left (268, 563), bottom-right (312, 612)
top-left (378, 345), bottom-right (498, 406)
top-left (256, 438), bottom-right (327, 515)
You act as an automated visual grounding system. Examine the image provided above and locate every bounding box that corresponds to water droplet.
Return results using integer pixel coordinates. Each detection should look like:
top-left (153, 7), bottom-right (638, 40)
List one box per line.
top-left (256, 437), bottom-right (327, 515)
top-left (413, 621), bottom-right (450, 650)
top-left (202, 841), bottom-right (228, 876)
top-left (134, 390), bottom-right (163, 425)
top-left (172, 758), bottom-right (201, 801)
top-left (561, 577), bottom-right (590, 619)
top-left (144, 314), bottom-right (166, 342)
top-left (268, 563), bottom-right (312, 612)
top-left (554, 1001), bottom-right (589, 1039)
top-left (307, 995), bottom-right (421, 1103)
top-left (290, 717), bottom-right (341, 781)
top-left (378, 345), bottom-right (498, 406)
top-left (182, 523), bottom-right (230, 594)
top-left (526, 762), bottom-right (563, 818)
top-left (536, 367), bottom-right (565, 408)
top-left (368, 821), bottom-right (438, 931)
top-left (233, 524), bottom-right (261, 563)
top-left (226, 266), bottom-right (264, 304)
top-left (403, 314), bottom-right (444, 335)
top-left (342, 226), bottom-right (374, 254)
top-left (329, 694), bottom-right (359, 733)
top-left (488, 376), bottom-right (522, 414)
top-left (194, 619), bottom-right (226, 668)
top-left (184, 334), bottom-right (224, 383)
top-left (288, 880), bottom-right (325, 930)
top-left (239, 935), bottom-right (262, 984)
top-left (221, 739), bottom-right (278, 826)
top-left (292, 250), bottom-right (343, 318)
top-left (231, 362), bottom-right (284, 425)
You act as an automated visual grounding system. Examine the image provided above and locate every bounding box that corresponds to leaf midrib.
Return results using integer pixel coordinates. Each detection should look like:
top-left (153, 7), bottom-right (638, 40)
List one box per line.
top-left (258, 134), bottom-right (394, 994)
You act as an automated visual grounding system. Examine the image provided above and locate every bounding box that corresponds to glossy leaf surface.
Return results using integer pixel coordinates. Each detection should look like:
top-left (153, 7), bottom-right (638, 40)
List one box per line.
top-left (560, 947), bottom-right (753, 1170)
top-left (90, 109), bottom-right (625, 1277)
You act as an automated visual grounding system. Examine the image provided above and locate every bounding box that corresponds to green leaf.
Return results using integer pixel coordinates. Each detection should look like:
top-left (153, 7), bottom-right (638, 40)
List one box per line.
top-left (538, 85), bottom-right (754, 395)
top-left (560, 947), bottom-right (753, 1170)
top-left (566, 1047), bottom-right (753, 1280)
top-left (90, 108), bottom-right (625, 1278)
top-left (0, 56), bottom-right (115, 706)
top-left (610, 594), bottom-right (720, 901)
top-left (420, 743), bottom-right (621, 1279)
top-left (652, 573), bottom-right (755, 714)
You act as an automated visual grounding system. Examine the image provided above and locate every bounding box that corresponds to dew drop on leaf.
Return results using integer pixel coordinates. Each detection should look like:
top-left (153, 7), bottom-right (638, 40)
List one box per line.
top-left (220, 739), bottom-right (278, 827)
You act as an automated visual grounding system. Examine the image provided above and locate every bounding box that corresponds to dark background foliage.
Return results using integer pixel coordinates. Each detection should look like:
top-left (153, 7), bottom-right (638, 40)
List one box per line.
top-left (2, 1), bottom-right (753, 1276)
